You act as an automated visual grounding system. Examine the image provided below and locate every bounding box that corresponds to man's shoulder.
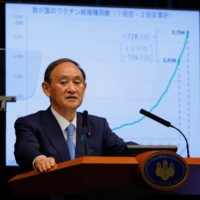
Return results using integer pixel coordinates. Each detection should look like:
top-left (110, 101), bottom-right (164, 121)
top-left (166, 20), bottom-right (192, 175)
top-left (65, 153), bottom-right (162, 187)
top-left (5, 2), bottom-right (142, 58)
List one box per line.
top-left (15, 108), bottom-right (50, 122)
top-left (77, 112), bottom-right (107, 127)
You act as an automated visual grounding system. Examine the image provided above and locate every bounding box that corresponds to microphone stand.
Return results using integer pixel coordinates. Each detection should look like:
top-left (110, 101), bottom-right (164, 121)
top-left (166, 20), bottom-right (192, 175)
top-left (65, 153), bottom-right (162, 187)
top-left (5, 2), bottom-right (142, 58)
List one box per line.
top-left (170, 124), bottom-right (190, 158)
top-left (140, 109), bottom-right (190, 158)
top-left (83, 125), bottom-right (88, 156)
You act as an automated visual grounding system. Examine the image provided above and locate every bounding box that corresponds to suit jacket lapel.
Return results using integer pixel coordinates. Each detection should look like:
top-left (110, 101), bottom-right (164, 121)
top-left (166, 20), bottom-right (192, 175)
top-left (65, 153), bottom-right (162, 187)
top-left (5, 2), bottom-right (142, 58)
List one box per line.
top-left (41, 107), bottom-right (70, 162)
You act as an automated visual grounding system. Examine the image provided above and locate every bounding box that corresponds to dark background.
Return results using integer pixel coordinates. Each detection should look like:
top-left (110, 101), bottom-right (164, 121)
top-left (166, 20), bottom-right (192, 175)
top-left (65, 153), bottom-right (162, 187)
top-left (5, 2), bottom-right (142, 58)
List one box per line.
top-left (0, 0), bottom-right (199, 199)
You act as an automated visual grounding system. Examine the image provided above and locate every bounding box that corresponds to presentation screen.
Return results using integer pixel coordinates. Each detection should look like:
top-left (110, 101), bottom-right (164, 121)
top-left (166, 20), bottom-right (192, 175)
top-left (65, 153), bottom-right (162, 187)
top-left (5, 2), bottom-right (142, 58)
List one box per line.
top-left (5, 2), bottom-right (200, 166)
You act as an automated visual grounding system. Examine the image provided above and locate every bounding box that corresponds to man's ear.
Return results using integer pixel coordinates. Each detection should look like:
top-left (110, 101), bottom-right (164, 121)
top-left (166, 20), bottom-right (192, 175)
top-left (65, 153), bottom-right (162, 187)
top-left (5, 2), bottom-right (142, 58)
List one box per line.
top-left (42, 82), bottom-right (50, 97)
top-left (83, 82), bottom-right (87, 97)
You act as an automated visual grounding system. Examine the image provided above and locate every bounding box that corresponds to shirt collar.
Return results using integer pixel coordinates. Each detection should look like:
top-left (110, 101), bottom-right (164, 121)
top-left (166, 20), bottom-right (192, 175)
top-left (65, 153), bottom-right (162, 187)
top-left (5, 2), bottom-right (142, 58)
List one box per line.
top-left (51, 106), bottom-right (77, 131)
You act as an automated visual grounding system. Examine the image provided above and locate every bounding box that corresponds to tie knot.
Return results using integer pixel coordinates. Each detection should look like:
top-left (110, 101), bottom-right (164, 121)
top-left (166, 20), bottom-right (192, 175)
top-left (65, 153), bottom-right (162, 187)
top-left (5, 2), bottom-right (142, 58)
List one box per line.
top-left (66, 124), bottom-right (74, 137)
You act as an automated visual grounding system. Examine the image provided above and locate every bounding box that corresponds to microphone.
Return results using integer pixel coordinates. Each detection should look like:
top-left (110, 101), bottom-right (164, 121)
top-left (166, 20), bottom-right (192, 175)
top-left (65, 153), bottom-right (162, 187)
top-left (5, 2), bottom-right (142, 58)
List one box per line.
top-left (140, 109), bottom-right (190, 158)
top-left (82, 110), bottom-right (88, 127)
top-left (140, 109), bottom-right (171, 127)
top-left (82, 110), bottom-right (88, 156)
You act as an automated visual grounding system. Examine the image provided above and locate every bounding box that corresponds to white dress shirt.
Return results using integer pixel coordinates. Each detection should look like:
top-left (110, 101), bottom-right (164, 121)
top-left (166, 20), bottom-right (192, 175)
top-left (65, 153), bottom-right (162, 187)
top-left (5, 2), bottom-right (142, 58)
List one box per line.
top-left (51, 107), bottom-right (77, 145)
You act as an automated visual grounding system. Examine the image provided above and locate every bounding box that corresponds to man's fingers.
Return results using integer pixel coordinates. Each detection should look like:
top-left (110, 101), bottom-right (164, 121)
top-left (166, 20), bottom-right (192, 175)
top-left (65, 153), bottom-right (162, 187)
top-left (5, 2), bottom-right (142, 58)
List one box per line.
top-left (34, 156), bottom-right (56, 172)
top-left (49, 157), bottom-right (56, 167)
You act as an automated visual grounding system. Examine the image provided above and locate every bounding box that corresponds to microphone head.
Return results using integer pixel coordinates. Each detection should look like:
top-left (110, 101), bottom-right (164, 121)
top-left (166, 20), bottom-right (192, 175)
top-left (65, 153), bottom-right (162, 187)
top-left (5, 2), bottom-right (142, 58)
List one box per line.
top-left (140, 108), bottom-right (171, 127)
top-left (140, 109), bottom-right (147, 115)
top-left (82, 110), bottom-right (88, 127)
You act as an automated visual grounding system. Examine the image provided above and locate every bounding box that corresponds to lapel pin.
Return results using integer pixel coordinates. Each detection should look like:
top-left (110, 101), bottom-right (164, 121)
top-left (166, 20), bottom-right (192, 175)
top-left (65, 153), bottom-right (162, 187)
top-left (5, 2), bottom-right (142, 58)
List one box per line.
top-left (87, 132), bottom-right (91, 136)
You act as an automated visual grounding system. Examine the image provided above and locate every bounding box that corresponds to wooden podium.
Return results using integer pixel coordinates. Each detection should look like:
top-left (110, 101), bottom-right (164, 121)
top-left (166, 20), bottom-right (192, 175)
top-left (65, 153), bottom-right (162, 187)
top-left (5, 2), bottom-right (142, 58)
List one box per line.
top-left (7, 154), bottom-right (200, 196)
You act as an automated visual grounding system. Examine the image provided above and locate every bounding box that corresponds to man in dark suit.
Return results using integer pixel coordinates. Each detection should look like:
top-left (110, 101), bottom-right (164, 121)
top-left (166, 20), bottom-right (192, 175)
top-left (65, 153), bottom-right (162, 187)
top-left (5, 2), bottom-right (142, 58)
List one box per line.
top-left (14, 58), bottom-right (137, 199)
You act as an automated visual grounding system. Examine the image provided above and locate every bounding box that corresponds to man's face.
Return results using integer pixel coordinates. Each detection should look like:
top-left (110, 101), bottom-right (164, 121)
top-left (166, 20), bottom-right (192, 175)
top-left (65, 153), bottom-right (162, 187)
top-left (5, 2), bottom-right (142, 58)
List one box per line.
top-left (43, 62), bottom-right (86, 113)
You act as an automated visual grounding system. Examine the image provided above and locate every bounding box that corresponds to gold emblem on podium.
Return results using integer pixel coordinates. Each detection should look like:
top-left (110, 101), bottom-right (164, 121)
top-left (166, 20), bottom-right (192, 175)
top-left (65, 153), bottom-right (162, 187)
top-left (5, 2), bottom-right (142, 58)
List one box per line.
top-left (136, 150), bottom-right (189, 190)
top-left (156, 159), bottom-right (175, 181)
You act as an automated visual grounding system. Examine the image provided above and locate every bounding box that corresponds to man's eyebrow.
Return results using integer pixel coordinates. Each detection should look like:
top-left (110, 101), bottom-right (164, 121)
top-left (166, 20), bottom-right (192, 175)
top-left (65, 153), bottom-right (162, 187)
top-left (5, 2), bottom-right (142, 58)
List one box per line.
top-left (74, 75), bottom-right (83, 79)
